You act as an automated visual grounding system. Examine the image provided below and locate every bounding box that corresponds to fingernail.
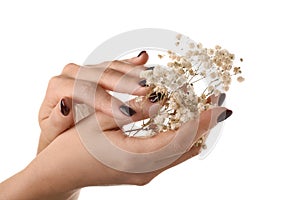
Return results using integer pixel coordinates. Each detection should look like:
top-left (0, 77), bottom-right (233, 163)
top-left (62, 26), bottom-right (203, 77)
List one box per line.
top-left (138, 79), bottom-right (147, 87)
top-left (148, 92), bottom-right (161, 103)
top-left (145, 66), bottom-right (155, 70)
top-left (119, 105), bottom-right (136, 116)
top-left (217, 109), bottom-right (232, 123)
top-left (137, 51), bottom-right (146, 57)
top-left (218, 93), bottom-right (226, 106)
top-left (60, 99), bottom-right (70, 116)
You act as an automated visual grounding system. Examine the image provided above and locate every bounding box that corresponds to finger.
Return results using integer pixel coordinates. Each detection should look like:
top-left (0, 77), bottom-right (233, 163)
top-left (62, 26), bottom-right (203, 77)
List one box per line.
top-left (207, 93), bottom-right (226, 106)
top-left (139, 113), bottom-right (221, 174)
top-left (103, 107), bottom-right (230, 154)
top-left (38, 97), bottom-right (74, 153)
top-left (122, 51), bottom-right (149, 65)
top-left (103, 97), bottom-right (161, 130)
top-left (98, 67), bottom-right (148, 95)
top-left (62, 61), bottom-right (145, 80)
top-left (190, 107), bottom-right (230, 145)
top-left (61, 63), bottom-right (148, 95)
top-left (200, 93), bottom-right (226, 147)
top-left (153, 106), bottom-right (230, 155)
top-left (45, 76), bottom-right (138, 119)
top-left (43, 97), bottom-right (74, 140)
top-left (97, 96), bottom-right (160, 131)
top-left (99, 94), bottom-right (228, 133)
top-left (86, 61), bottom-right (145, 78)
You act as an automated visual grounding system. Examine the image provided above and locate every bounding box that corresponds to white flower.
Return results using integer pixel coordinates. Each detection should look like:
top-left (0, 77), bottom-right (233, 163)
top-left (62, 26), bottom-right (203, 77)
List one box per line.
top-left (130, 39), bottom-right (244, 136)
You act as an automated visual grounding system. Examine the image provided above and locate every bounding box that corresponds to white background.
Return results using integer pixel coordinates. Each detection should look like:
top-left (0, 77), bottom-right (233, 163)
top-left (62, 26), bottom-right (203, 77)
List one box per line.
top-left (0, 0), bottom-right (299, 199)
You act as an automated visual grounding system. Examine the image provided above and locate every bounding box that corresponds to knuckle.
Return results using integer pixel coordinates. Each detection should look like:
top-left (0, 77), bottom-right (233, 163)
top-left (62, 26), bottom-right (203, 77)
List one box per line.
top-left (48, 75), bottom-right (62, 89)
top-left (111, 60), bottom-right (121, 66)
top-left (103, 67), bottom-right (115, 77)
top-left (107, 60), bottom-right (123, 71)
top-left (45, 76), bottom-right (64, 98)
top-left (62, 63), bottom-right (79, 75)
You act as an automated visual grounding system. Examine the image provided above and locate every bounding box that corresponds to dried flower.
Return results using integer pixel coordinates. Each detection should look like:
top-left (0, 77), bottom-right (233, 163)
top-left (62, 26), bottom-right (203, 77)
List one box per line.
top-left (158, 54), bottom-right (164, 59)
top-left (176, 34), bottom-right (182, 40)
top-left (237, 76), bottom-right (245, 82)
top-left (125, 34), bottom-right (244, 137)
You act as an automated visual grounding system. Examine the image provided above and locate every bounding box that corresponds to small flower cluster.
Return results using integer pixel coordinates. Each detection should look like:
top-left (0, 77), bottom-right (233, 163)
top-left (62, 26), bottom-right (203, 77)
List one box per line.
top-left (125, 34), bottom-right (244, 136)
top-left (173, 35), bottom-right (245, 93)
top-left (140, 66), bottom-right (199, 133)
top-left (141, 65), bottom-right (188, 91)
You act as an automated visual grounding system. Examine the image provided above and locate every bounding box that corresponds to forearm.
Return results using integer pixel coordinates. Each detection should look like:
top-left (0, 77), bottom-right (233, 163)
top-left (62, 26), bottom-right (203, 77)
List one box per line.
top-left (0, 163), bottom-right (80, 200)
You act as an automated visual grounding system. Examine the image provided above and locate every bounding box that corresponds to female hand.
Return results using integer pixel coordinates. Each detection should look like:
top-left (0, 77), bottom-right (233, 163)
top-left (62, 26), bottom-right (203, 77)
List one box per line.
top-left (37, 51), bottom-right (150, 153)
top-left (22, 104), bottom-right (230, 200)
top-left (37, 50), bottom-right (227, 154)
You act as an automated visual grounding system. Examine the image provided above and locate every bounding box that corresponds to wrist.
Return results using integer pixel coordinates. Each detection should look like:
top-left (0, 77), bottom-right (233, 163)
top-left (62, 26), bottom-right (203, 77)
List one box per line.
top-left (37, 133), bottom-right (50, 154)
top-left (0, 159), bottom-right (80, 200)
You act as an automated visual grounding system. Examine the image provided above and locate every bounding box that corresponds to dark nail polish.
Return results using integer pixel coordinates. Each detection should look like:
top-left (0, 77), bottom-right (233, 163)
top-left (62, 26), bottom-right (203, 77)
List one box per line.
top-left (217, 109), bottom-right (232, 123)
top-left (139, 79), bottom-right (147, 87)
top-left (148, 92), bottom-right (159, 103)
top-left (218, 93), bottom-right (226, 106)
top-left (145, 66), bottom-right (155, 71)
top-left (137, 51), bottom-right (146, 57)
top-left (60, 99), bottom-right (70, 116)
top-left (119, 105), bottom-right (136, 116)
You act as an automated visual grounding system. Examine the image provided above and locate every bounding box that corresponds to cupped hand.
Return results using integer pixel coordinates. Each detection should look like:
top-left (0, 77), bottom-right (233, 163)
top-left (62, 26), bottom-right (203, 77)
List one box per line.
top-left (26, 103), bottom-right (229, 200)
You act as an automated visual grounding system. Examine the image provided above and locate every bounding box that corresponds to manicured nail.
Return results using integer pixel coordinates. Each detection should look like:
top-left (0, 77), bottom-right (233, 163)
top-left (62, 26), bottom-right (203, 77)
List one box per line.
top-left (217, 109), bottom-right (232, 123)
top-left (137, 51), bottom-right (146, 57)
top-left (60, 99), bottom-right (70, 116)
top-left (139, 79), bottom-right (147, 87)
top-left (145, 66), bottom-right (155, 70)
top-left (119, 105), bottom-right (136, 116)
top-left (148, 92), bottom-right (162, 103)
top-left (218, 93), bottom-right (226, 106)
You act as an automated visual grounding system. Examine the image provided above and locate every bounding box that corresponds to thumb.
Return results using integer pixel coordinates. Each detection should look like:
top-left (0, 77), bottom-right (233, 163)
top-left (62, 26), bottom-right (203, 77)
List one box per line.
top-left (156, 106), bottom-right (232, 156)
top-left (147, 107), bottom-right (232, 170)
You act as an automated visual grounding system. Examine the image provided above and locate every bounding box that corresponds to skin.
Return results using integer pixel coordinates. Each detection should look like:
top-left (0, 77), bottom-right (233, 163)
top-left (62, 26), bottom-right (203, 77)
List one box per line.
top-left (0, 52), bottom-right (229, 200)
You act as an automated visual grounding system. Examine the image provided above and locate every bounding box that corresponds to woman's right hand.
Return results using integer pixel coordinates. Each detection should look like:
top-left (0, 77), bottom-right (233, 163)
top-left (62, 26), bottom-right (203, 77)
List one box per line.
top-left (22, 99), bottom-right (230, 200)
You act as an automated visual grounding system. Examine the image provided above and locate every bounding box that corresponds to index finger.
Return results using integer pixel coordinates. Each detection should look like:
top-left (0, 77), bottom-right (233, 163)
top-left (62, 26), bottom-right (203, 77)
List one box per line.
top-left (122, 50), bottom-right (149, 65)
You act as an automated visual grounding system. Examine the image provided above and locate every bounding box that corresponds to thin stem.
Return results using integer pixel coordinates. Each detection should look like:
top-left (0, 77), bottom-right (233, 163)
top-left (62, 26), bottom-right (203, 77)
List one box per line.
top-left (124, 127), bottom-right (144, 133)
top-left (190, 76), bottom-right (205, 84)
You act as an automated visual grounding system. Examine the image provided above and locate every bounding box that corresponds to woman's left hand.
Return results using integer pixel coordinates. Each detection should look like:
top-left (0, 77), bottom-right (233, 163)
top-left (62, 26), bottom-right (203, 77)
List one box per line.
top-left (37, 52), bottom-right (149, 154)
